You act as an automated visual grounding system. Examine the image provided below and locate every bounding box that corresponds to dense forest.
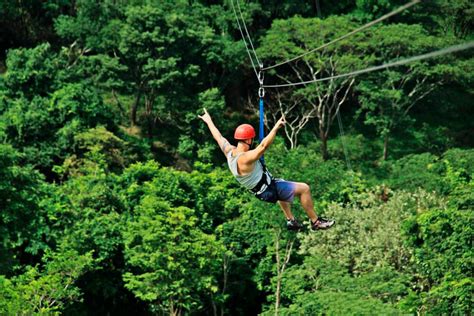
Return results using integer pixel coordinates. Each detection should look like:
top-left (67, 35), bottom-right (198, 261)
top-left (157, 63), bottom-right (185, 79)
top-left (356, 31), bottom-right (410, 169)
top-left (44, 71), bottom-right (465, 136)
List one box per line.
top-left (0, 0), bottom-right (473, 315)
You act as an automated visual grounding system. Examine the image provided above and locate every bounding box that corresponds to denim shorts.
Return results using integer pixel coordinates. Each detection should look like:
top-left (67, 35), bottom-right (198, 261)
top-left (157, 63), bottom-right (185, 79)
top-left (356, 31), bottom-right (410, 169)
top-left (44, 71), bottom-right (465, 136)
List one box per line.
top-left (255, 179), bottom-right (296, 204)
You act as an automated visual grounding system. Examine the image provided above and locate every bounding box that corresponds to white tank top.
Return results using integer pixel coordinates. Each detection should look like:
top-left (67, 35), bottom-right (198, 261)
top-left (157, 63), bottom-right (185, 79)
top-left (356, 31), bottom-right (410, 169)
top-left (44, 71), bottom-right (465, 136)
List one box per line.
top-left (226, 151), bottom-right (264, 190)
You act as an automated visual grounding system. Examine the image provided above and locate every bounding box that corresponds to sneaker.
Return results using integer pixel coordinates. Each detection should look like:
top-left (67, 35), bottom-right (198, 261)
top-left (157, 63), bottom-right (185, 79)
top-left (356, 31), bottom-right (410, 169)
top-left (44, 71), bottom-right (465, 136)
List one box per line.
top-left (311, 217), bottom-right (335, 231)
top-left (287, 218), bottom-right (303, 231)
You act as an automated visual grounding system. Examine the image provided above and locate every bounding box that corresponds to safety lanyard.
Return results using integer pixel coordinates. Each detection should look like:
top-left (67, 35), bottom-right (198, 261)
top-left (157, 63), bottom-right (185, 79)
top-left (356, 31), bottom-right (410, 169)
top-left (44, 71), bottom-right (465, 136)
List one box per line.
top-left (258, 65), bottom-right (265, 167)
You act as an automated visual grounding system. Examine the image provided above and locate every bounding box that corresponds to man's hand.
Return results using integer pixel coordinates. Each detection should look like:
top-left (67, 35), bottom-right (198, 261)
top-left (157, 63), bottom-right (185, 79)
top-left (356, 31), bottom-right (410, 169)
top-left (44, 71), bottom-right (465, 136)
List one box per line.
top-left (274, 116), bottom-right (286, 130)
top-left (199, 108), bottom-right (228, 156)
top-left (198, 108), bottom-right (213, 125)
top-left (241, 115), bottom-right (286, 164)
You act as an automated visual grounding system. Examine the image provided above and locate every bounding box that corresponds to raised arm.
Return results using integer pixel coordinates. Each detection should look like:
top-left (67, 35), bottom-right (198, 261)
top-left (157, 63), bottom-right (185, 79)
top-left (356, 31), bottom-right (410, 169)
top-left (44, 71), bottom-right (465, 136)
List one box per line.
top-left (240, 116), bottom-right (286, 164)
top-left (198, 108), bottom-right (232, 155)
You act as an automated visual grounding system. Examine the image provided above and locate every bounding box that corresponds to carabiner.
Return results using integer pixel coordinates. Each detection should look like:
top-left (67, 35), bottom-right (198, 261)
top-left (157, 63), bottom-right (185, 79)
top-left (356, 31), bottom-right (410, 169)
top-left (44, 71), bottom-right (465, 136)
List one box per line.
top-left (258, 87), bottom-right (265, 98)
top-left (258, 71), bottom-right (264, 85)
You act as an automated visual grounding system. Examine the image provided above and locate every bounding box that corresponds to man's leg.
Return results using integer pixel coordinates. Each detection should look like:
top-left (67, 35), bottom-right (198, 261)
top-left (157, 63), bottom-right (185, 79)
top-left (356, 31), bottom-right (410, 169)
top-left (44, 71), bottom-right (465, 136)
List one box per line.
top-left (293, 182), bottom-right (318, 222)
top-left (278, 201), bottom-right (295, 220)
top-left (292, 182), bottom-right (335, 230)
top-left (278, 201), bottom-right (303, 231)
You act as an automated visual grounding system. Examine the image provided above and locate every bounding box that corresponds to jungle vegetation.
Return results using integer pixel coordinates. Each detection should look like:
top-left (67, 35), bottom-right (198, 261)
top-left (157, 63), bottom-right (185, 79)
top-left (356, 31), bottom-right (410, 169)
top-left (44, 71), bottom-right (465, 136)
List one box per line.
top-left (0, 0), bottom-right (472, 314)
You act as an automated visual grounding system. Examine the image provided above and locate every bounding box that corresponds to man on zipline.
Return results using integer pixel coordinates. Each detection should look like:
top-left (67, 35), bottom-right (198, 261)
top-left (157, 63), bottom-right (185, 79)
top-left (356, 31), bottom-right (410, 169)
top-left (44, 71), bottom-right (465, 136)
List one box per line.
top-left (199, 108), bottom-right (334, 231)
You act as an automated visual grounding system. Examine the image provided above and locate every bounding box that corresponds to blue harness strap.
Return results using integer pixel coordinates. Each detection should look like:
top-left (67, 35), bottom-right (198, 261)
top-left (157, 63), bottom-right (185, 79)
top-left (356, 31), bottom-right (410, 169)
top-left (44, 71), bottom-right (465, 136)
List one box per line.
top-left (259, 97), bottom-right (264, 142)
top-left (258, 68), bottom-right (265, 165)
top-left (259, 96), bottom-right (265, 165)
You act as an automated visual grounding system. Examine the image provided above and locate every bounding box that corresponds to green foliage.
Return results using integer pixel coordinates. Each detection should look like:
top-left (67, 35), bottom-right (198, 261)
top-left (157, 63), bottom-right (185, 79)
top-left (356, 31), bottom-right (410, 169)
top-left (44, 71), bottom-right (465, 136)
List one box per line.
top-left (411, 123), bottom-right (453, 154)
top-left (0, 1), bottom-right (472, 314)
top-left (0, 247), bottom-right (93, 315)
top-left (264, 187), bottom-right (453, 315)
top-left (118, 160), bottom-right (242, 231)
top-left (388, 152), bottom-right (444, 192)
top-left (123, 197), bottom-right (225, 314)
top-left (432, 0), bottom-right (474, 38)
top-left (276, 290), bottom-right (402, 315)
top-left (259, 15), bottom-right (372, 155)
top-left (74, 126), bottom-right (126, 169)
top-left (50, 83), bottom-right (114, 128)
top-left (43, 161), bottom-right (124, 257)
top-left (179, 88), bottom-right (229, 163)
top-left (399, 159), bottom-right (474, 313)
top-left (300, 189), bottom-right (445, 275)
top-left (112, 1), bottom-right (241, 134)
top-left (220, 194), bottom-right (295, 313)
top-left (54, 0), bottom-right (122, 50)
top-left (187, 168), bottom-right (244, 228)
top-left (442, 160), bottom-right (474, 210)
top-left (53, 126), bottom-right (141, 178)
top-left (3, 43), bottom-right (60, 98)
top-left (270, 255), bottom-right (405, 315)
top-left (443, 148), bottom-right (474, 175)
top-left (0, 144), bottom-right (46, 273)
top-left (402, 208), bottom-right (473, 314)
top-left (0, 44), bottom-right (119, 171)
top-left (356, 23), bottom-right (461, 160)
top-left (259, 15), bottom-right (363, 66)
top-left (387, 149), bottom-right (474, 202)
top-left (328, 133), bottom-right (381, 164)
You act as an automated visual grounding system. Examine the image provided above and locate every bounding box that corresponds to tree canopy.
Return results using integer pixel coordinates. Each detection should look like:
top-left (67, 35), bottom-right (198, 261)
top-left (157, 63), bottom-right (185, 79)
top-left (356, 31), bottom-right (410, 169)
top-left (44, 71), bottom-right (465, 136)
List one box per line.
top-left (0, 0), bottom-right (472, 314)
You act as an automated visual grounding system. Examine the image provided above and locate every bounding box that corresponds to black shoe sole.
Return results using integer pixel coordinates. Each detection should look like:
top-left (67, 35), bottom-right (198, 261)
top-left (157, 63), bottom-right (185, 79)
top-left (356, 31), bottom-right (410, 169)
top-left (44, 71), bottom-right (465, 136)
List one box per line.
top-left (287, 226), bottom-right (303, 231)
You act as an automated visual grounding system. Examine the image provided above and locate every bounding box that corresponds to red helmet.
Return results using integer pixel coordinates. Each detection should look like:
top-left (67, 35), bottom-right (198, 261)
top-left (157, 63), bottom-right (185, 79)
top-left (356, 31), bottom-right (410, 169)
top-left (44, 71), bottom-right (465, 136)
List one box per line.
top-left (234, 124), bottom-right (256, 140)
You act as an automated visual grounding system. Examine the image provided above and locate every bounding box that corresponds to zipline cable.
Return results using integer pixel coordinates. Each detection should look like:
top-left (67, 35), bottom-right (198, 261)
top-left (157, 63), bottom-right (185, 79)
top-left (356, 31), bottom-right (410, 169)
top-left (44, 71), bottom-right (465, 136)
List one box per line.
top-left (231, 0), bottom-right (267, 162)
top-left (263, 41), bottom-right (474, 88)
top-left (231, 0), bottom-right (259, 79)
top-left (235, 0), bottom-right (262, 67)
top-left (262, 0), bottom-right (421, 71)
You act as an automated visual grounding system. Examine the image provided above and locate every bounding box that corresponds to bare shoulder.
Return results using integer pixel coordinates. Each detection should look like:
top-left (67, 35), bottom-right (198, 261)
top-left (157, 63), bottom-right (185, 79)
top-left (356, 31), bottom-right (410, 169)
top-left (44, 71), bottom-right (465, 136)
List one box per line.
top-left (238, 149), bottom-right (257, 163)
top-left (221, 138), bottom-right (235, 155)
top-left (238, 152), bottom-right (260, 175)
top-left (239, 147), bottom-right (263, 164)
top-left (225, 145), bottom-right (236, 155)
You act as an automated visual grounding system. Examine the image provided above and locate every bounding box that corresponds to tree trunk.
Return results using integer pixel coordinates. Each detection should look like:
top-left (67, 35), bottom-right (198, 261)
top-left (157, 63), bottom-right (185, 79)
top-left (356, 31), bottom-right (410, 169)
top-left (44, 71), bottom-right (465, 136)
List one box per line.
top-left (383, 133), bottom-right (389, 161)
top-left (275, 275), bottom-right (281, 316)
top-left (211, 294), bottom-right (217, 316)
top-left (169, 299), bottom-right (181, 316)
top-left (220, 254), bottom-right (229, 316)
top-left (274, 230), bottom-right (294, 316)
top-left (315, 0), bottom-right (321, 17)
top-left (130, 91), bottom-right (141, 126)
top-left (289, 131), bottom-right (297, 150)
top-left (145, 95), bottom-right (154, 139)
top-left (112, 89), bottom-right (125, 118)
top-left (320, 132), bottom-right (329, 160)
top-left (274, 231), bottom-right (281, 316)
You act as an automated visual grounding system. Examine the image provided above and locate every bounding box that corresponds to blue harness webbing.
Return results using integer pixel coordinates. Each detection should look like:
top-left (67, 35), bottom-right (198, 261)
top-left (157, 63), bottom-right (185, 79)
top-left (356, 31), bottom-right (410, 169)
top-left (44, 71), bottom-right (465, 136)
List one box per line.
top-left (259, 96), bottom-right (265, 166)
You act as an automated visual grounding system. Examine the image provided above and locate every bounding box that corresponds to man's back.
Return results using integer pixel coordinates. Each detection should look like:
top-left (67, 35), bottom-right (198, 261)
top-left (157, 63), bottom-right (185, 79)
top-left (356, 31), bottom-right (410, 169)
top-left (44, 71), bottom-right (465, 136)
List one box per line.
top-left (227, 149), bottom-right (263, 190)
